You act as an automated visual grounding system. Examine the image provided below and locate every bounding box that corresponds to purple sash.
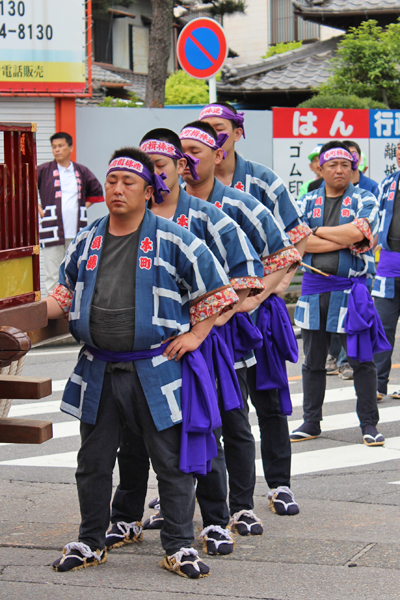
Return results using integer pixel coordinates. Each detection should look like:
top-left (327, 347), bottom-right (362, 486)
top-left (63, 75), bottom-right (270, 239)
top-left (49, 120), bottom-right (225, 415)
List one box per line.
top-left (254, 295), bottom-right (298, 416)
top-left (301, 273), bottom-right (391, 362)
top-left (376, 249), bottom-right (400, 278)
top-left (199, 329), bottom-right (244, 411)
top-left (85, 344), bottom-right (220, 476)
top-left (216, 313), bottom-right (263, 363)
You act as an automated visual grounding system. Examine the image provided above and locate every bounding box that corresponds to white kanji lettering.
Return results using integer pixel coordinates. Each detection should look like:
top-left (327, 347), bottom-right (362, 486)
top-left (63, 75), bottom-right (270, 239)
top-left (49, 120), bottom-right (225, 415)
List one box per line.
top-left (329, 111), bottom-right (354, 137)
top-left (292, 111), bottom-right (318, 136)
top-left (395, 112), bottom-right (400, 136)
top-left (374, 111), bottom-right (394, 137)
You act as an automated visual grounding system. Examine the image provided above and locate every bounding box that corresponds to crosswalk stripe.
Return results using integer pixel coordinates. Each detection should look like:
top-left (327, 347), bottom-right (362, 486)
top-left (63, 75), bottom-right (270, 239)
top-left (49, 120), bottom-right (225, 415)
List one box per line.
top-left (3, 434), bottom-right (400, 474)
top-left (251, 405), bottom-right (400, 442)
top-left (257, 435), bottom-right (400, 478)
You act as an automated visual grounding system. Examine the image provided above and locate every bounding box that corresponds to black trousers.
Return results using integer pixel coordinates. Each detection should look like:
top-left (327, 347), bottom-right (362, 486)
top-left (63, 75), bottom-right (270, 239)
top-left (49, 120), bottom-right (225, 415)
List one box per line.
top-left (246, 365), bottom-right (291, 489)
top-left (77, 368), bottom-right (195, 554)
top-left (112, 367), bottom-right (256, 529)
top-left (300, 292), bottom-right (379, 429)
top-left (196, 367), bottom-right (256, 527)
top-left (374, 278), bottom-right (400, 394)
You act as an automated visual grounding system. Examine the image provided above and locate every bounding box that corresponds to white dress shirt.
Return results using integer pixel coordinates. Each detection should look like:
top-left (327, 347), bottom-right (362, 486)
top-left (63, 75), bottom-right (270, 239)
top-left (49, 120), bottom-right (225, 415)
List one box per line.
top-left (58, 162), bottom-right (79, 239)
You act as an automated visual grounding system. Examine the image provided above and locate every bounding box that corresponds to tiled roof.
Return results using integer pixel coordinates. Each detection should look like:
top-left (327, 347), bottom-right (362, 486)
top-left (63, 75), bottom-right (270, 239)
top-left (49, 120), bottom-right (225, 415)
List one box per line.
top-left (217, 37), bottom-right (340, 94)
top-left (293, 0), bottom-right (400, 12)
top-left (91, 63), bottom-right (147, 99)
top-left (92, 63), bottom-right (131, 85)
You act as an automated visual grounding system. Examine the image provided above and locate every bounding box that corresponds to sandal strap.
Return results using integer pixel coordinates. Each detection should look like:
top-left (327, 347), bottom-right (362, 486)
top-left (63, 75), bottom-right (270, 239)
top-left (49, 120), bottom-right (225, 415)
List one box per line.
top-left (63, 542), bottom-right (101, 562)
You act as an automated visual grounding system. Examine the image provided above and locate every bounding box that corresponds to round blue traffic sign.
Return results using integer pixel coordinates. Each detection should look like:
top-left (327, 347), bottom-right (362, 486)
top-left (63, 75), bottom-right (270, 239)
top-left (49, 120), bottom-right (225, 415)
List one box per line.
top-left (177, 18), bottom-right (228, 79)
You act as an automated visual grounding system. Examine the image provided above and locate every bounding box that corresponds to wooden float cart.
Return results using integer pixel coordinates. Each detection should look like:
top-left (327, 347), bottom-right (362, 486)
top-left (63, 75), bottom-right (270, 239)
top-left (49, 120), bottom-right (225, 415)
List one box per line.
top-left (0, 122), bottom-right (67, 444)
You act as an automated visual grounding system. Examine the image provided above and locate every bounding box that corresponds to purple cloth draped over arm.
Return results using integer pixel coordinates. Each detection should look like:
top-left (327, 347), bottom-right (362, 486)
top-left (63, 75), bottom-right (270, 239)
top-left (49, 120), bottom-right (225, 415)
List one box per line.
top-left (376, 249), bottom-right (400, 278)
top-left (254, 295), bottom-right (298, 416)
top-left (301, 272), bottom-right (391, 362)
top-left (216, 313), bottom-right (263, 363)
top-left (199, 328), bottom-right (244, 411)
top-left (84, 344), bottom-right (220, 476)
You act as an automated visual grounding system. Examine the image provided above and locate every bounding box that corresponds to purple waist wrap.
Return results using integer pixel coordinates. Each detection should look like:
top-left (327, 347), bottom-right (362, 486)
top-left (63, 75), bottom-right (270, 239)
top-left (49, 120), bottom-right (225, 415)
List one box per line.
top-left (199, 328), bottom-right (244, 412)
top-left (376, 249), bottom-right (400, 278)
top-left (85, 344), bottom-right (221, 476)
top-left (301, 272), bottom-right (391, 362)
top-left (216, 313), bottom-right (263, 363)
top-left (254, 295), bottom-right (298, 416)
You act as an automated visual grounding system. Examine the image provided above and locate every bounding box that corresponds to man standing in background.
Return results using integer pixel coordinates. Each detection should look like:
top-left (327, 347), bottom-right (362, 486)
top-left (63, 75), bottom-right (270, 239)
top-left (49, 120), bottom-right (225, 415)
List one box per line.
top-left (38, 132), bottom-right (104, 295)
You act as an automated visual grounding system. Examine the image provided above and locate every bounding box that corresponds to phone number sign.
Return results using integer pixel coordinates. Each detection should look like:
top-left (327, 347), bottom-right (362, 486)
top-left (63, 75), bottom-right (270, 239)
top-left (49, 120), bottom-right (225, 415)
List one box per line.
top-left (0, 0), bottom-right (86, 93)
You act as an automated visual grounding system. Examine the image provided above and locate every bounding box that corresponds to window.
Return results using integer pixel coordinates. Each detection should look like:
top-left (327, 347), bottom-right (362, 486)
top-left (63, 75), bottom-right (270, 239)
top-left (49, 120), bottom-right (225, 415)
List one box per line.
top-left (270, 0), bottom-right (319, 45)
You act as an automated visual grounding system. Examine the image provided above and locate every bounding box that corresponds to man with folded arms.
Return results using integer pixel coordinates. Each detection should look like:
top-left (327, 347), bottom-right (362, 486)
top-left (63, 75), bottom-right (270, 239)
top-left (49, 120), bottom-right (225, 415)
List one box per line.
top-left (291, 141), bottom-right (389, 446)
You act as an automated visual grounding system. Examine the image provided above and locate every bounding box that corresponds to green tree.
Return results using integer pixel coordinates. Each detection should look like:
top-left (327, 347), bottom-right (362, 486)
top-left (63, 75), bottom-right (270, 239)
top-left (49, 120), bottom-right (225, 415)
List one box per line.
top-left (164, 71), bottom-right (209, 105)
top-left (261, 41), bottom-right (302, 60)
top-left (298, 94), bottom-right (386, 109)
top-left (317, 20), bottom-right (400, 108)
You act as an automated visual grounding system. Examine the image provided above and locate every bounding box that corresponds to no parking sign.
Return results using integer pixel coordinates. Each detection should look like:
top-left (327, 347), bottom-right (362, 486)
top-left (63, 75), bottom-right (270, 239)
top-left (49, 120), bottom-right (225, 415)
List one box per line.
top-left (177, 18), bottom-right (228, 80)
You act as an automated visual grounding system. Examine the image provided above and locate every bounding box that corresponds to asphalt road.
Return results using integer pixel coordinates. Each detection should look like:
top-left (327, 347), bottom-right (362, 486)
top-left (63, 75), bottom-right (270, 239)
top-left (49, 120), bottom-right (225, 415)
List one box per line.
top-left (1, 333), bottom-right (400, 600)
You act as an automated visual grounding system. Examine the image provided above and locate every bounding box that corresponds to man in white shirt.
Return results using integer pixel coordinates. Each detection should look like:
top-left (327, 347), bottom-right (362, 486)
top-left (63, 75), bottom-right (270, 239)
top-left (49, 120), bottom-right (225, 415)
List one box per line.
top-left (38, 132), bottom-right (104, 295)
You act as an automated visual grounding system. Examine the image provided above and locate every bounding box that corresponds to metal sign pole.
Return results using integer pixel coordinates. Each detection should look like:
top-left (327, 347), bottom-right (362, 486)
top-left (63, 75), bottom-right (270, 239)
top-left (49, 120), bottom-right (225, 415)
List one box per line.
top-left (209, 76), bottom-right (217, 103)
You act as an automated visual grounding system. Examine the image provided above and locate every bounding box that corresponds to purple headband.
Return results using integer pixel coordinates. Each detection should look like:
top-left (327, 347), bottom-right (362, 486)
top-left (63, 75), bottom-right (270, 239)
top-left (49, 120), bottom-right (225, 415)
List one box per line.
top-left (179, 127), bottom-right (229, 159)
top-left (107, 157), bottom-right (170, 204)
top-left (199, 104), bottom-right (246, 138)
top-left (319, 148), bottom-right (358, 171)
top-left (140, 139), bottom-right (200, 181)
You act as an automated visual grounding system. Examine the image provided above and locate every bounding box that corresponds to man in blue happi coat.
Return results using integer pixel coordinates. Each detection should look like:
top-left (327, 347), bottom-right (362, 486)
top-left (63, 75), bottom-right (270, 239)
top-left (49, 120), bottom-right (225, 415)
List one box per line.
top-left (372, 139), bottom-right (400, 400)
top-left (45, 147), bottom-right (240, 579)
top-left (180, 120), bottom-right (303, 534)
top-left (198, 105), bottom-right (312, 516)
top-left (291, 141), bottom-right (389, 447)
top-left (105, 128), bottom-right (266, 556)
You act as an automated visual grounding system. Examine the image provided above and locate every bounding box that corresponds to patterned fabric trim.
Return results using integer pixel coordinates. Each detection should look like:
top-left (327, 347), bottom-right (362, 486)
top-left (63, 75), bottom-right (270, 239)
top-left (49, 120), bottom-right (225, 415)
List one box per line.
top-left (49, 284), bottom-right (73, 314)
top-left (350, 218), bottom-right (373, 253)
top-left (190, 287), bottom-right (238, 326)
top-left (229, 276), bottom-right (265, 291)
top-left (263, 247), bottom-right (302, 276)
top-left (287, 223), bottom-right (312, 245)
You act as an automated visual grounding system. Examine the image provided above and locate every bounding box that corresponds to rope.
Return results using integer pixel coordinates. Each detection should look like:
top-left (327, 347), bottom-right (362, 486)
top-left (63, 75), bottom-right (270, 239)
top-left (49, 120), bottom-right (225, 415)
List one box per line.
top-left (0, 356), bottom-right (26, 418)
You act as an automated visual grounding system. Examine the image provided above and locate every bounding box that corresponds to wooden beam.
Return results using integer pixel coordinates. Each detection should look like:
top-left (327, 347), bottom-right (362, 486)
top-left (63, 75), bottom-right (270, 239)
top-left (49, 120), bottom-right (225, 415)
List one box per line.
top-left (0, 301), bottom-right (47, 332)
top-left (0, 375), bottom-right (52, 399)
top-left (0, 418), bottom-right (53, 444)
top-left (28, 317), bottom-right (70, 347)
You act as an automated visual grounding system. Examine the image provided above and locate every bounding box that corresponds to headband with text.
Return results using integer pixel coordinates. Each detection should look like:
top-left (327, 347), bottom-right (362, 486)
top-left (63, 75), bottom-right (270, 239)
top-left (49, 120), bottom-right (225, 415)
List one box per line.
top-left (140, 139), bottom-right (199, 181)
top-left (107, 156), bottom-right (170, 204)
top-left (179, 127), bottom-right (229, 159)
top-left (319, 148), bottom-right (358, 171)
top-left (199, 104), bottom-right (246, 138)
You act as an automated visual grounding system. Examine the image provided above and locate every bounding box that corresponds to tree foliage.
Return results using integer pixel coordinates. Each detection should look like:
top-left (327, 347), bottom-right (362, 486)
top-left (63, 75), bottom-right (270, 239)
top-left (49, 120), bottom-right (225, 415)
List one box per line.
top-left (98, 91), bottom-right (143, 107)
top-left (261, 41), bottom-right (302, 60)
top-left (298, 94), bottom-right (386, 109)
top-left (164, 70), bottom-right (209, 105)
top-left (317, 20), bottom-right (400, 108)
top-left (206, 0), bottom-right (247, 18)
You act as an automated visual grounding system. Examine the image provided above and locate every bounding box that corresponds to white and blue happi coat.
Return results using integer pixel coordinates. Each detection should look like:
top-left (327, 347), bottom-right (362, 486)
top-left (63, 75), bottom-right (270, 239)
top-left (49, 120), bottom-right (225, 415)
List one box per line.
top-left (372, 170), bottom-right (400, 299)
top-left (172, 187), bottom-right (264, 282)
top-left (232, 153), bottom-right (304, 234)
top-left (59, 209), bottom-right (233, 431)
top-left (294, 182), bottom-right (379, 332)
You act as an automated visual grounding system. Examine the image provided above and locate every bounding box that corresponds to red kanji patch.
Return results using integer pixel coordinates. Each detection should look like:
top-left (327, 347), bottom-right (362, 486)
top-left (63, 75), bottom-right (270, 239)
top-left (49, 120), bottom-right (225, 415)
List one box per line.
top-left (215, 201), bottom-right (223, 209)
top-left (86, 255), bottom-right (98, 271)
top-left (234, 181), bottom-right (244, 192)
top-left (176, 214), bottom-right (189, 228)
top-left (315, 196), bottom-right (323, 206)
top-left (391, 181), bottom-right (396, 190)
top-left (343, 196), bottom-right (352, 207)
top-left (389, 191), bottom-right (395, 201)
top-left (91, 236), bottom-right (102, 250)
top-left (313, 208), bottom-right (321, 219)
top-left (140, 237), bottom-right (153, 253)
top-left (341, 208), bottom-right (350, 218)
top-left (139, 256), bottom-right (152, 270)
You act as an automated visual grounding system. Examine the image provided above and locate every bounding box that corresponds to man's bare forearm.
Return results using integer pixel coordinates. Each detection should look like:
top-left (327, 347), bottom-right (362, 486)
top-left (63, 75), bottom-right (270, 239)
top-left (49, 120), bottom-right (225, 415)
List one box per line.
top-left (306, 235), bottom-right (346, 254)
top-left (315, 223), bottom-right (364, 245)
